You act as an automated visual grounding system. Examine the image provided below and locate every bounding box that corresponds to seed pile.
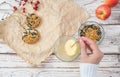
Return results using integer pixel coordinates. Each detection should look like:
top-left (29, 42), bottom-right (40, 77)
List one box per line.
top-left (22, 28), bottom-right (40, 44)
top-left (22, 13), bottom-right (41, 44)
top-left (26, 13), bottom-right (41, 28)
top-left (80, 24), bottom-right (102, 41)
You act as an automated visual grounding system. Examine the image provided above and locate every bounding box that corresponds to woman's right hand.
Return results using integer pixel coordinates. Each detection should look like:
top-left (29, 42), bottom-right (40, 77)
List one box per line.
top-left (78, 37), bottom-right (104, 64)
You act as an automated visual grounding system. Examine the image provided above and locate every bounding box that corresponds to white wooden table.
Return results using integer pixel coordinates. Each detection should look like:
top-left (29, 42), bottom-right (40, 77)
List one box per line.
top-left (0, 0), bottom-right (120, 77)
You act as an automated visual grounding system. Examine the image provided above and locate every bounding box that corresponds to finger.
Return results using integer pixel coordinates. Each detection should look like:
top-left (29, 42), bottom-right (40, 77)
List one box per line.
top-left (81, 37), bottom-right (99, 53)
top-left (78, 37), bottom-right (87, 57)
top-left (86, 43), bottom-right (92, 52)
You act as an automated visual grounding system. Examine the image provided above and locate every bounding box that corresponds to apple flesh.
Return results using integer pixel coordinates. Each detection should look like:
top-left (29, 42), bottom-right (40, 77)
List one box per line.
top-left (64, 39), bottom-right (79, 56)
top-left (96, 4), bottom-right (111, 20)
top-left (104, 0), bottom-right (119, 7)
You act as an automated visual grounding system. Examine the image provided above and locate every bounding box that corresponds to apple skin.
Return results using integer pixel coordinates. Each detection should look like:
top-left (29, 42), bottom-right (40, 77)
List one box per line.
top-left (104, 0), bottom-right (119, 7)
top-left (96, 4), bottom-right (111, 20)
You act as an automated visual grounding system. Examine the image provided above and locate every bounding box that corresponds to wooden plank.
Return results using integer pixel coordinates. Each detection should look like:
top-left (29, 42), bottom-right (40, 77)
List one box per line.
top-left (88, 11), bottom-right (120, 25)
top-left (99, 25), bottom-right (120, 54)
top-left (0, 54), bottom-right (119, 68)
top-left (74, 0), bottom-right (120, 11)
top-left (0, 68), bottom-right (119, 77)
top-left (0, 25), bottom-right (120, 54)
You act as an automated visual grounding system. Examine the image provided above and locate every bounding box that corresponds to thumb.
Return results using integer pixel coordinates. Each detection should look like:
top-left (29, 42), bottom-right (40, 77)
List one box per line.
top-left (78, 37), bottom-right (87, 57)
top-left (81, 37), bottom-right (99, 53)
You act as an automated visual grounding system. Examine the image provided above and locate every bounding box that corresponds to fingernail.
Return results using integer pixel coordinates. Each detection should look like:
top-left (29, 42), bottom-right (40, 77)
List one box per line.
top-left (81, 36), bottom-right (85, 40)
top-left (78, 36), bottom-right (81, 38)
top-left (78, 36), bottom-right (81, 40)
top-left (78, 38), bottom-right (82, 43)
top-left (81, 36), bottom-right (85, 38)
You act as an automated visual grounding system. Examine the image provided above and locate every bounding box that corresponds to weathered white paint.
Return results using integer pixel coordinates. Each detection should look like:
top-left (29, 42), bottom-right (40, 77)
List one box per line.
top-left (0, 54), bottom-right (119, 68)
top-left (0, 68), bottom-right (120, 77)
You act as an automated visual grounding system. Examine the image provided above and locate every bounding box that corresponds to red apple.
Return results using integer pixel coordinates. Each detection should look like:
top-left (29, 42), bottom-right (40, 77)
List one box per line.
top-left (96, 4), bottom-right (111, 20)
top-left (104, 0), bottom-right (119, 7)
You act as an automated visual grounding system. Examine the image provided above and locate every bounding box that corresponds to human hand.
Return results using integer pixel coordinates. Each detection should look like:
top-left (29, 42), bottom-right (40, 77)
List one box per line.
top-left (78, 37), bottom-right (104, 64)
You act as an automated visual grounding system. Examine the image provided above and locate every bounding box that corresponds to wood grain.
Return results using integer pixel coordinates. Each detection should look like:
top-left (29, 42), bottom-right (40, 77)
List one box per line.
top-left (0, 68), bottom-right (119, 77)
top-left (0, 54), bottom-right (119, 68)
